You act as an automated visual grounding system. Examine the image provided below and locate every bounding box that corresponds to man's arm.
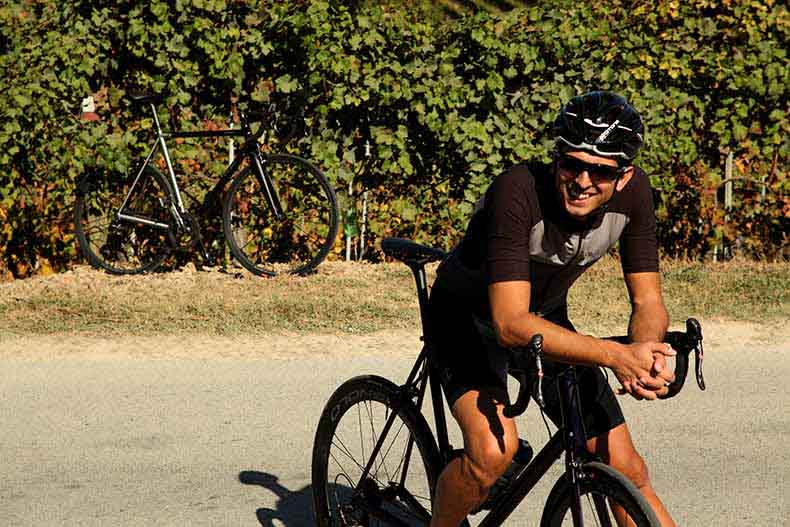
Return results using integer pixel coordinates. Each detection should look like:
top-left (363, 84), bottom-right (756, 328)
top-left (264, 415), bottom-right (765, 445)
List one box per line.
top-left (489, 280), bottom-right (673, 400)
top-left (624, 271), bottom-right (674, 396)
top-left (624, 271), bottom-right (669, 342)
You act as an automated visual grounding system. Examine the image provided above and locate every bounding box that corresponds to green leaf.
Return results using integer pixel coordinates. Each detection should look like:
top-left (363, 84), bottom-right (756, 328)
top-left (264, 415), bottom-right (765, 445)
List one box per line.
top-left (13, 94), bottom-right (31, 107)
top-left (275, 74), bottom-right (298, 93)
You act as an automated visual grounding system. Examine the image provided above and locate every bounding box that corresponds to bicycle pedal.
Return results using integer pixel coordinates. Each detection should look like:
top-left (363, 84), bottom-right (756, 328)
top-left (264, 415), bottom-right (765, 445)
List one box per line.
top-left (474, 475), bottom-right (513, 513)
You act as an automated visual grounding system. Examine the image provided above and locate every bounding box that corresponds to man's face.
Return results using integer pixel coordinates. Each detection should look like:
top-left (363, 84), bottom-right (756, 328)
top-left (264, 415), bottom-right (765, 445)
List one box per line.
top-left (555, 151), bottom-right (632, 219)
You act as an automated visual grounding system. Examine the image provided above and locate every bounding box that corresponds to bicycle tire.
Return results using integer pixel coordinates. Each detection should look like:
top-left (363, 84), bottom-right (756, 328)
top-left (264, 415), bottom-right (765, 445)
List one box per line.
top-left (74, 166), bottom-right (174, 275)
top-left (540, 461), bottom-right (661, 527)
top-left (222, 153), bottom-right (339, 276)
top-left (312, 375), bottom-right (441, 526)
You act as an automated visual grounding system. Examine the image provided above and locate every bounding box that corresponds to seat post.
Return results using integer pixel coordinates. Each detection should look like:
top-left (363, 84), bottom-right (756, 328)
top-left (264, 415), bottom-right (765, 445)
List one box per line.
top-left (150, 103), bottom-right (164, 138)
top-left (408, 263), bottom-right (432, 338)
top-left (148, 102), bottom-right (183, 214)
top-left (408, 261), bottom-right (454, 457)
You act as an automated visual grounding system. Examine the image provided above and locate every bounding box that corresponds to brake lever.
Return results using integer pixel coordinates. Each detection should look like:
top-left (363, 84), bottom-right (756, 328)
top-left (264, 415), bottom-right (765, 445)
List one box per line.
top-left (503, 334), bottom-right (543, 418)
top-left (532, 337), bottom-right (546, 410)
top-left (686, 318), bottom-right (706, 391)
top-left (658, 318), bottom-right (706, 399)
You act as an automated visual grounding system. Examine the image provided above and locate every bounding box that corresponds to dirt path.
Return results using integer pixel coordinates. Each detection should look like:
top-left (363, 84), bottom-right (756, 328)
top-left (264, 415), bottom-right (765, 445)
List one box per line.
top-left (3, 319), bottom-right (788, 361)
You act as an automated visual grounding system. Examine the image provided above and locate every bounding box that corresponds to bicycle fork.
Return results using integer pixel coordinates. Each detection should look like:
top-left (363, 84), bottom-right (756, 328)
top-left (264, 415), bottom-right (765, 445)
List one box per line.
top-left (560, 368), bottom-right (602, 527)
top-left (251, 152), bottom-right (284, 220)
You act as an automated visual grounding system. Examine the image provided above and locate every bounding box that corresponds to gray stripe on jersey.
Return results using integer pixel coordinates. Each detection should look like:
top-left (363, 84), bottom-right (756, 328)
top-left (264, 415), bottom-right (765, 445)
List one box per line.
top-left (529, 212), bottom-right (630, 266)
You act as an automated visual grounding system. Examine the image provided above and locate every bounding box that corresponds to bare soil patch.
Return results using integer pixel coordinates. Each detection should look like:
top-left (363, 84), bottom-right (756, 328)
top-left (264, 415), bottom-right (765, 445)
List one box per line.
top-left (2, 320), bottom-right (788, 362)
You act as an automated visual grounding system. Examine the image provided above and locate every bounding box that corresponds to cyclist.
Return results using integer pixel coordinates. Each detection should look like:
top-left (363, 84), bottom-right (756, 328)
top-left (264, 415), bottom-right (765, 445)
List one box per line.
top-left (427, 91), bottom-right (677, 527)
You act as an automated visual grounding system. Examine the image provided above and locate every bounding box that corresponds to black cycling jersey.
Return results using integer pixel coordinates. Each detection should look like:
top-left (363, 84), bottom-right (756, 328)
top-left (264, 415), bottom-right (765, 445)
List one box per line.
top-left (434, 161), bottom-right (659, 321)
top-left (428, 161), bottom-right (659, 427)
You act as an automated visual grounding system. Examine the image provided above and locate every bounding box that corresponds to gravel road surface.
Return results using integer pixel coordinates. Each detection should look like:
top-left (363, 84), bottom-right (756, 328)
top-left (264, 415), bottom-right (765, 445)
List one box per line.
top-left (1, 322), bottom-right (788, 526)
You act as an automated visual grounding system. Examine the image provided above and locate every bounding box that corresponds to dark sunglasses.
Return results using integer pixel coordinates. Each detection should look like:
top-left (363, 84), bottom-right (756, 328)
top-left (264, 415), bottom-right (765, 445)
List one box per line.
top-left (557, 156), bottom-right (625, 181)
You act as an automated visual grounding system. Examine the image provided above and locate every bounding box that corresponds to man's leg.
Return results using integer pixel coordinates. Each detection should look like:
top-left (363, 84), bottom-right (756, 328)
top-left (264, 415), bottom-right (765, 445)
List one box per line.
top-left (586, 422), bottom-right (677, 527)
top-left (430, 387), bottom-right (519, 527)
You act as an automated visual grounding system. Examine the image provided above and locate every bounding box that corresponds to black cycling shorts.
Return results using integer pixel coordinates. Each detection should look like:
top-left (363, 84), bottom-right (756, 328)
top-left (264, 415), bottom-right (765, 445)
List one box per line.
top-left (427, 283), bottom-right (625, 440)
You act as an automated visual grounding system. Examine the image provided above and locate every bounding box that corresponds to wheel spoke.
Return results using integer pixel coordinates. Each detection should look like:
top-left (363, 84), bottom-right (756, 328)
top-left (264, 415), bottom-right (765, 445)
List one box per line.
top-left (223, 155), bottom-right (338, 276)
top-left (328, 445), bottom-right (365, 478)
top-left (375, 420), bottom-right (410, 482)
top-left (357, 402), bottom-right (365, 470)
top-left (364, 399), bottom-right (395, 484)
top-left (313, 379), bottom-right (435, 527)
top-left (546, 464), bottom-right (657, 526)
top-left (329, 431), bottom-right (388, 490)
top-left (75, 169), bottom-right (171, 274)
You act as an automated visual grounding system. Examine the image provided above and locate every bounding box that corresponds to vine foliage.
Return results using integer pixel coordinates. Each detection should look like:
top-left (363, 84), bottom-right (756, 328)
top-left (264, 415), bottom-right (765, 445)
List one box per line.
top-left (0, 0), bottom-right (787, 278)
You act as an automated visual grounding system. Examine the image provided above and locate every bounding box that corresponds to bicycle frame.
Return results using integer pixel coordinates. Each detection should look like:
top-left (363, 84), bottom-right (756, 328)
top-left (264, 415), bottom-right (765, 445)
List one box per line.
top-left (341, 238), bottom-right (704, 526)
top-left (116, 102), bottom-right (281, 235)
top-left (477, 370), bottom-right (588, 526)
top-left (351, 261), bottom-right (594, 526)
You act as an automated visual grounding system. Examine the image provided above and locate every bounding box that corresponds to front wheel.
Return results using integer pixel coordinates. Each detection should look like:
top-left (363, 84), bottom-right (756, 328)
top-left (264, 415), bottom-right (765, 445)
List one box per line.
top-left (222, 154), bottom-right (339, 276)
top-left (312, 375), bottom-right (441, 526)
top-left (541, 461), bottom-right (661, 527)
top-left (74, 166), bottom-right (174, 275)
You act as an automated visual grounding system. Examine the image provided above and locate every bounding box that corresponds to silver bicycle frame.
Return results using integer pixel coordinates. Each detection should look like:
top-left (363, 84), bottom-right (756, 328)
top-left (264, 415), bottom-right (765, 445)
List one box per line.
top-left (116, 103), bottom-right (187, 230)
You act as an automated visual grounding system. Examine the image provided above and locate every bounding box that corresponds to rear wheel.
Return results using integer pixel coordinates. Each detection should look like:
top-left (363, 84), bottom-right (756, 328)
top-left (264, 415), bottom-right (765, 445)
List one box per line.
top-left (222, 154), bottom-right (339, 276)
top-left (312, 375), bottom-right (440, 526)
top-left (541, 461), bottom-right (660, 527)
top-left (74, 166), bottom-right (173, 274)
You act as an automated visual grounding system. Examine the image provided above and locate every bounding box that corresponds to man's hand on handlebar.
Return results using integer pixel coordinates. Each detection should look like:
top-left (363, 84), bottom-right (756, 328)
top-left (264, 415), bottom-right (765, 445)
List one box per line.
top-left (611, 342), bottom-right (676, 401)
top-left (649, 350), bottom-right (677, 398)
top-left (505, 319), bottom-right (705, 417)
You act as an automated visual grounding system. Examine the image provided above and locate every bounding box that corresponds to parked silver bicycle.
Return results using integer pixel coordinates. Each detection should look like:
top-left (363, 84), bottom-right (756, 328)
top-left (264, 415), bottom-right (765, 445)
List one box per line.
top-left (75, 91), bottom-right (339, 276)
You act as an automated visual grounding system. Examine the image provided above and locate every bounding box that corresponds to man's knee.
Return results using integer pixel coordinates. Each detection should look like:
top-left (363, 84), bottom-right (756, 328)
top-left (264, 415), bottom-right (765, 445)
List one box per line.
top-left (588, 425), bottom-right (651, 489)
top-left (460, 435), bottom-right (518, 492)
top-left (451, 389), bottom-right (519, 493)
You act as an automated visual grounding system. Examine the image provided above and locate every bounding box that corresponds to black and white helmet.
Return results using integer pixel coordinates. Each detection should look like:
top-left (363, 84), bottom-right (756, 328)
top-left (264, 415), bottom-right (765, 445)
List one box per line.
top-left (554, 91), bottom-right (644, 166)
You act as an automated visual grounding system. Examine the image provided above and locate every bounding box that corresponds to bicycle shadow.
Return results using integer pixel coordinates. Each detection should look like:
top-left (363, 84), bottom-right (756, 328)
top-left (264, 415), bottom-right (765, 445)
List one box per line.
top-left (239, 470), bottom-right (313, 526)
top-left (240, 470), bottom-right (354, 526)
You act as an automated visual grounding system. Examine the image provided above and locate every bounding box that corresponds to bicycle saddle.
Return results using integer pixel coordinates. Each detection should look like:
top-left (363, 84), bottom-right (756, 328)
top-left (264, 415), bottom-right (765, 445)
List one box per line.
top-left (126, 90), bottom-right (167, 104)
top-left (381, 237), bottom-right (446, 267)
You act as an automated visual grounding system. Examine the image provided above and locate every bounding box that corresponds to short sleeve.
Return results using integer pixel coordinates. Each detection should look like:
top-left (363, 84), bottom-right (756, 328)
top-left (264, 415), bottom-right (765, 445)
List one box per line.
top-left (484, 167), bottom-right (536, 284)
top-left (619, 170), bottom-right (659, 274)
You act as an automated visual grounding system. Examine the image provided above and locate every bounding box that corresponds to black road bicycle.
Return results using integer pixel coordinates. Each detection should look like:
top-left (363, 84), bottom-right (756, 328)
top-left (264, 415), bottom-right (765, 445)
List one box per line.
top-left (74, 91), bottom-right (339, 276)
top-left (312, 238), bottom-right (706, 526)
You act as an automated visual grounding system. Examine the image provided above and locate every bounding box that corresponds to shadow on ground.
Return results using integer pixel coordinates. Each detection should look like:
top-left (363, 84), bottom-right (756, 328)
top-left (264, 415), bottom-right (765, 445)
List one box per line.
top-left (239, 470), bottom-right (316, 526)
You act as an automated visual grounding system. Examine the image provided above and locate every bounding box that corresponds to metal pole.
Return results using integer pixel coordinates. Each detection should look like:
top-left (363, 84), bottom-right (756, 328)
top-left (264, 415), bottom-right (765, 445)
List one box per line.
top-left (724, 150), bottom-right (733, 210)
top-left (360, 190), bottom-right (368, 260)
top-left (721, 149), bottom-right (734, 260)
top-left (228, 111), bottom-right (235, 165)
top-left (346, 180), bottom-right (353, 262)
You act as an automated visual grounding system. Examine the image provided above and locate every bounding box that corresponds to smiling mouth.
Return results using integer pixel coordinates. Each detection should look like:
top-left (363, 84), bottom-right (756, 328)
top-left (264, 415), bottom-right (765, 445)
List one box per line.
top-left (566, 183), bottom-right (595, 202)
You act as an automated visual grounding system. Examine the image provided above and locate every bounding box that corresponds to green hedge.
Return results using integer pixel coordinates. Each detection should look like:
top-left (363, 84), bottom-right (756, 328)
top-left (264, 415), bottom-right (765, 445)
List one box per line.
top-left (0, 0), bottom-right (787, 277)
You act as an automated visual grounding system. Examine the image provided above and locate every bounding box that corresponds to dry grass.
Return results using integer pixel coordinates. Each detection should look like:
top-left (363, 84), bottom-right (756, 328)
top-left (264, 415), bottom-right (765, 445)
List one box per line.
top-left (568, 257), bottom-right (789, 335)
top-left (0, 258), bottom-right (787, 338)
